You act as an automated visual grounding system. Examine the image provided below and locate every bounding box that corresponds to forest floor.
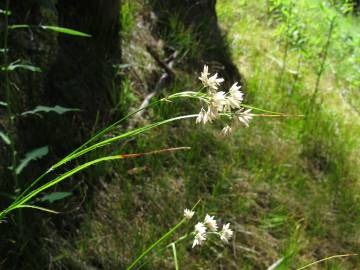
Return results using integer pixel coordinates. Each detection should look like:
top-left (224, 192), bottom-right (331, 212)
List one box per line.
top-left (37, 0), bottom-right (360, 269)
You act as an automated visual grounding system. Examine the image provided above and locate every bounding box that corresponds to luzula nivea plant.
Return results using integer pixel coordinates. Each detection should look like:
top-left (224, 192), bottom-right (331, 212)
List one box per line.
top-left (190, 211), bottom-right (233, 248)
top-left (126, 205), bottom-right (234, 270)
top-left (196, 65), bottom-right (253, 133)
top-left (1, 60), bottom-right (298, 268)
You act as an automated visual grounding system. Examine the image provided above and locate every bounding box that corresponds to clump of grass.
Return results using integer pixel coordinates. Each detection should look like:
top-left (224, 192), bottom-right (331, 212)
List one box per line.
top-left (217, 0), bottom-right (360, 268)
top-left (3, 0), bottom-right (358, 269)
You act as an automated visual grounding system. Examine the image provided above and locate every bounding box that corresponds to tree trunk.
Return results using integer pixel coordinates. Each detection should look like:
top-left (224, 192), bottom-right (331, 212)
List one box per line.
top-left (151, 0), bottom-right (241, 82)
top-left (42, 0), bottom-right (121, 154)
top-left (47, 0), bottom-right (120, 116)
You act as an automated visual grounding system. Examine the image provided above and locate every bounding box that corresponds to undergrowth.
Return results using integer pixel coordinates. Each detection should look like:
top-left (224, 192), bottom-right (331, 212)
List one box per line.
top-left (1, 0), bottom-right (359, 269)
top-left (48, 0), bottom-right (360, 269)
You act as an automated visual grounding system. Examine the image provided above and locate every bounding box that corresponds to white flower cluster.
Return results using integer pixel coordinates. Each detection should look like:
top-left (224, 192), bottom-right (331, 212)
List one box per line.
top-left (183, 209), bottom-right (233, 248)
top-left (197, 65), bottom-right (253, 134)
top-left (184, 208), bottom-right (195, 220)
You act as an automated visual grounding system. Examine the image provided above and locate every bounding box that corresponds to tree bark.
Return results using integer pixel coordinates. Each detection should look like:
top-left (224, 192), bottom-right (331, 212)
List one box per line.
top-left (151, 0), bottom-right (241, 83)
top-left (47, 0), bottom-right (121, 117)
top-left (42, 0), bottom-right (121, 154)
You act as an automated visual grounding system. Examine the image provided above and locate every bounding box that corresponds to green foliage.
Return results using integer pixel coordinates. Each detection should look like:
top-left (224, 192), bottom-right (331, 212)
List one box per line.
top-left (8, 24), bottom-right (91, 37)
top-left (4, 61), bottom-right (42, 72)
top-left (1, 0), bottom-right (360, 269)
top-left (21, 105), bottom-right (81, 116)
top-left (0, 9), bottom-right (11, 16)
top-left (120, 0), bottom-right (137, 38)
top-left (40, 25), bottom-right (91, 37)
top-left (165, 15), bottom-right (202, 62)
top-left (217, 0), bottom-right (360, 268)
top-left (15, 146), bottom-right (49, 175)
top-left (329, 0), bottom-right (355, 14)
top-left (41, 192), bottom-right (72, 203)
top-left (0, 131), bottom-right (11, 145)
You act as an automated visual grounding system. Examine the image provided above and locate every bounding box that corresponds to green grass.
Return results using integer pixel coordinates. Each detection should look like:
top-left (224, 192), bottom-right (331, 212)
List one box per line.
top-left (16, 0), bottom-right (360, 269)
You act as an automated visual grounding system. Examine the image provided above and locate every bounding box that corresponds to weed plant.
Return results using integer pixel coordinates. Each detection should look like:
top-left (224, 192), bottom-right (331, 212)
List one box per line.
top-left (1, 0), bottom-right (359, 269)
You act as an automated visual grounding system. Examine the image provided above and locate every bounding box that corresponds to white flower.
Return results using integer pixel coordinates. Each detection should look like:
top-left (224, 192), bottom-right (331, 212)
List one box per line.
top-left (227, 82), bottom-right (244, 109)
top-left (204, 214), bottom-right (218, 232)
top-left (219, 223), bottom-right (233, 243)
top-left (222, 125), bottom-right (232, 136)
top-left (196, 104), bottom-right (220, 125)
top-left (236, 109), bottom-right (253, 127)
top-left (211, 91), bottom-right (227, 111)
top-left (206, 105), bottom-right (219, 123)
top-left (192, 231), bottom-right (207, 248)
top-left (192, 222), bottom-right (207, 248)
top-left (194, 222), bottom-right (207, 235)
top-left (198, 65), bottom-right (210, 85)
top-left (229, 82), bottom-right (243, 100)
top-left (198, 65), bottom-right (224, 91)
top-left (207, 73), bottom-right (224, 90)
top-left (196, 108), bottom-right (208, 124)
top-left (184, 208), bottom-right (195, 220)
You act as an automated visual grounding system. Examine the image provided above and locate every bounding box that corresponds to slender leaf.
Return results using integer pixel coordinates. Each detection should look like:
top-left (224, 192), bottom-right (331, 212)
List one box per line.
top-left (8, 24), bottom-right (30, 30)
top-left (171, 243), bottom-right (179, 270)
top-left (267, 258), bottom-right (284, 270)
top-left (0, 131), bottom-right (11, 145)
top-left (41, 192), bottom-right (72, 203)
top-left (53, 114), bottom-right (197, 169)
top-left (0, 101), bottom-right (8, 107)
top-left (40, 25), bottom-right (91, 37)
top-left (21, 105), bottom-right (80, 116)
top-left (126, 219), bottom-right (186, 270)
top-left (15, 146), bottom-right (49, 175)
top-left (296, 254), bottom-right (357, 270)
top-left (8, 24), bottom-right (90, 37)
top-left (5, 62), bottom-right (41, 72)
top-left (16, 205), bottom-right (58, 214)
top-left (0, 49), bottom-right (9, 54)
top-left (10, 156), bottom-right (122, 213)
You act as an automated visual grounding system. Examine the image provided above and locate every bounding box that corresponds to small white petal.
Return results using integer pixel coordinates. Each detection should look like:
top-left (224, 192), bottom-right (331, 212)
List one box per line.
top-left (194, 222), bottom-right (207, 235)
top-left (222, 125), bottom-right (232, 136)
top-left (196, 108), bottom-right (207, 124)
top-left (184, 208), bottom-right (195, 220)
top-left (236, 109), bottom-right (253, 127)
top-left (227, 82), bottom-right (244, 109)
top-left (192, 232), bottom-right (207, 248)
top-left (204, 214), bottom-right (218, 232)
top-left (219, 223), bottom-right (233, 243)
top-left (206, 105), bottom-right (219, 122)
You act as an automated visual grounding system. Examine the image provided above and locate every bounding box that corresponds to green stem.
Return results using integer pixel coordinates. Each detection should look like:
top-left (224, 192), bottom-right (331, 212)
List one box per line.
top-left (12, 94), bottom-right (198, 210)
top-left (51, 114), bottom-right (197, 169)
top-left (241, 104), bottom-right (285, 115)
top-left (3, 114), bottom-right (197, 219)
top-left (15, 99), bottom-right (164, 202)
top-left (128, 201), bottom-right (201, 270)
top-left (126, 219), bottom-right (186, 270)
top-left (17, 93), bottom-right (199, 201)
top-left (2, 156), bottom-right (123, 217)
top-left (171, 243), bottom-right (179, 270)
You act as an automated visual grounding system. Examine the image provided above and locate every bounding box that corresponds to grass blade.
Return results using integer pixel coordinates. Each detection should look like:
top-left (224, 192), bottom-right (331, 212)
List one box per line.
top-left (40, 25), bottom-right (91, 37)
top-left (171, 243), bottom-right (179, 270)
top-left (16, 205), bottom-right (59, 214)
top-left (296, 254), bottom-right (357, 270)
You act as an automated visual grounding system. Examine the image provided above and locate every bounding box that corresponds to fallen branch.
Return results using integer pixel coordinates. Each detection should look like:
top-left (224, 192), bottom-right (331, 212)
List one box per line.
top-left (131, 48), bottom-right (178, 124)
